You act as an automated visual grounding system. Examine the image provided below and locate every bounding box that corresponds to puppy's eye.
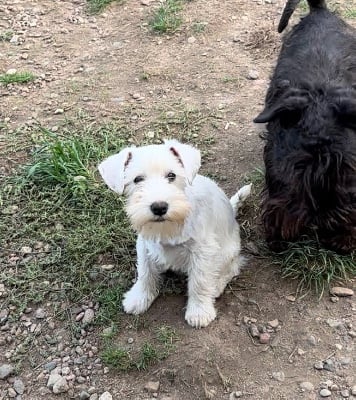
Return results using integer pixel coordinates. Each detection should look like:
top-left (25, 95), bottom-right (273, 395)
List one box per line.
top-left (167, 172), bottom-right (176, 182)
top-left (134, 176), bottom-right (145, 184)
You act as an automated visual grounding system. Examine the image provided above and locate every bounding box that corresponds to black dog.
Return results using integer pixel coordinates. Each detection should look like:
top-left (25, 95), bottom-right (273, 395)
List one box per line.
top-left (254, 0), bottom-right (356, 253)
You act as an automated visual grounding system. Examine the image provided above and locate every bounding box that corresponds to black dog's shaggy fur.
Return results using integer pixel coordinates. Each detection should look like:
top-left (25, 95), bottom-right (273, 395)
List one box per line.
top-left (254, 0), bottom-right (356, 253)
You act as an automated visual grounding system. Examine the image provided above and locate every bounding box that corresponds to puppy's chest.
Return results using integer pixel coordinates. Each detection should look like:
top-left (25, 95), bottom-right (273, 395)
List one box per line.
top-left (146, 240), bottom-right (194, 273)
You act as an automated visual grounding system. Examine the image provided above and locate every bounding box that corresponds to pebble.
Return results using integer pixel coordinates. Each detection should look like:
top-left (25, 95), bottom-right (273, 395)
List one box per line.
top-left (307, 335), bottom-right (317, 346)
top-left (299, 381), bottom-right (314, 391)
top-left (44, 361), bottom-right (57, 371)
top-left (314, 361), bottom-right (324, 370)
top-left (272, 371), bottom-right (285, 382)
top-left (90, 395), bottom-right (99, 400)
top-left (230, 391), bottom-right (242, 399)
top-left (187, 36), bottom-right (196, 44)
top-left (35, 308), bottom-right (46, 319)
top-left (6, 68), bottom-right (17, 75)
top-left (127, 337), bottom-right (134, 344)
top-left (348, 330), bottom-right (356, 338)
top-left (52, 376), bottom-right (69, 394)
top-left (0, 364), bottom-right (14, 379)
top-left (80, 391), bottom-right (90, 399)
top-left (285, 295), bottom-right (296, 302)
top-left (144, 381), bottom-right (160, 393)
top-left (82, 309), bottom-right (95, 324)
top-left (352, 386), bottom-right (356, 395)
top-left (339, 357), bottom-right (351, 365)
top-left (20, 246), bottom-right (32, 255)
top-left (268, 319), bottom-right (279, 328)
top-left (54, 108), bottom-right (64, 115)
top-left (326, 319), bottom-right (343, 328)
top-left (13, 378), bottom-right (25, 394)
top-left (330, 287), bottom-right (354, 297)
top-left (320, 388), bottom-right (331, 397)
top-left (99, 392), bottom-right (113, 400)
top-left (8, 388), bottom-right (17, 398)
top-left (247, 69), bottom-right (259, 80)
top-left (249, 324), bottom-right (260, 338)
top-left (323, 359), bottom-right (335, 372)
top-left (100, 264), bottom-right (114, 271)
top-left (47, 373), bottom-right (62, 389)
top-left (341, 389), bottom-right (350, 398)
top-left (259, 332), bottom-right (270, 344)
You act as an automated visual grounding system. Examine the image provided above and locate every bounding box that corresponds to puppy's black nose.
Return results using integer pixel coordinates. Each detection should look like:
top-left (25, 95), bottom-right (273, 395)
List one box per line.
top-left (150, 201), bottom-right (169, 216)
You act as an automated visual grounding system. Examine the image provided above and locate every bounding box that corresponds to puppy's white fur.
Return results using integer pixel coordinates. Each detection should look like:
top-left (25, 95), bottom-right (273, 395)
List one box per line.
top-left (98, 140), bottom-right (251, 328)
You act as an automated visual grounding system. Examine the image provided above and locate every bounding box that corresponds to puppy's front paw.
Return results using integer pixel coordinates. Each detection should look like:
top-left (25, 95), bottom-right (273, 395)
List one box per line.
top-left (185, 299), bottom-right (216, 328)
top-left (122, 283), bottom-right (158, 315)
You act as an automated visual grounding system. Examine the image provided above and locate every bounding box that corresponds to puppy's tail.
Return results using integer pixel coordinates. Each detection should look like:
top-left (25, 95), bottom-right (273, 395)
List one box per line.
top-left (230, 183), bottom-right (252, 216)
top-left (278, 0), bottom-right (327, 33)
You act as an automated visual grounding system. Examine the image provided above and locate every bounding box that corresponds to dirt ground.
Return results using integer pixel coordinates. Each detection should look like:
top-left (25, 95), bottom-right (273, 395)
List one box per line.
top-left (0, 0), bottom-right (355, 399)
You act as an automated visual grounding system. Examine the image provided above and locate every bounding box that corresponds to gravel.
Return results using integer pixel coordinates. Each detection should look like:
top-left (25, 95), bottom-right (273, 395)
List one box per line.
top-left (0, 364), bottom-right (14, 379)
top-left (320, 388), bottom-right (332, 397)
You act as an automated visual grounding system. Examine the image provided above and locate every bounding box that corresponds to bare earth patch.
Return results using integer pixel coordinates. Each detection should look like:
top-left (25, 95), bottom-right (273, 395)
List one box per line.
top-left (0, 1), bottom-right (355, 400)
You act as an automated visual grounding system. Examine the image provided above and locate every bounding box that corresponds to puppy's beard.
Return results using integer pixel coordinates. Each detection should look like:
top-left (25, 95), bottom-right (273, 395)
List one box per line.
top-left (126, 191), bottom-right (191, 240)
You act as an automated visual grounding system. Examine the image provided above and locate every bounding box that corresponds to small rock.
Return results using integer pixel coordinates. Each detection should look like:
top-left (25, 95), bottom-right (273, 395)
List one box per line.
top-left (314, 361), bottom-right (324, 370)
top-left (80, 391), bottom-right (90, 400)
top-left (348, 330), bottom-right (356, 338)
top-left (127, 337), bottom-right (134, 344)
top-left (230, 391), bottom-right (242, 399)
top-left (285, 295), bottom-right (296, 302)
top-left (307, 335), bottom-right (317, 346)
top-left (268, 319), bottom-right (279, 328)
top-left (44, 361), bottom-right (57, 372)
top-left (330, 287), bottom-right (354, 297)
top-left (13, 378), bottom-right (25, 394)
top-left (52, 376), bottom-right (69, 394)
top-left (144, 381), bottom-right (160, 393)
top-left (99, 392), bottom-right (112, 400)
top-left (0, 364), bottom-right (14, 379)
top-left (82, 309), bottom-right (95, 324)
top-left (297, 348), bottom-right (306, 355)
top-left (272, 371), bottom-right (285, 382)
top-left (47, 373), bottom-right (62, 389)
top-left (35, 308), bottom-right (46, 319)
top-left (249, 324), bottom-right (260, 338)
top-left (326, 319), bottom-right (343, 328)
top-left (330, 296), bottom-right (339, 303)
top-left (100, 264), bottom-right (114, 271)
top-left (341, 389), bottom-right (350, 398)
top-left (299, 381), bottom-right (314, 391)
top-left (247, 69), bottom-right (259, 80)
top-left (320, 388), bottom-right (331, 397)
top-left (90, 395), bottom-right (99, 400)
top-left (20, 246), bottom-right (32, 255)
top-left (339, 357), bottom-right (351, 365)
top-left (259, 332), bottom-right (270, 344)
top-left (8, 388), bottom-right (17, 398)
top-left (187, 36), bottom-right (196, 44)
top-left (6, 68), bottom-right (17, 75)
top-left (166, 111), bottom-right (175, 118)
top-left (351, 386), bottom-right (356, 396)
top-left (54, 108), bottom-right (64, 115)
top-left (323, 359), bottom-right (335, 372)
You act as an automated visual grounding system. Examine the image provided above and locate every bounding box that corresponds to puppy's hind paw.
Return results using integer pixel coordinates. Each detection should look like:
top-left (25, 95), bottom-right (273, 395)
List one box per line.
top-left (185, 300), bottom-right (217, 328)
top-left (122, 283), bottom-right (158, 315)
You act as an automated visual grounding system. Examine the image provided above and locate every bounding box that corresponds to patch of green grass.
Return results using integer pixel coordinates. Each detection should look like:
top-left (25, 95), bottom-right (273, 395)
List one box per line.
top-left (192, 21), bottom-right (207, 33)
top-left (0, 71), bottom-right (35, 85)
top-left (344, 8), bottom-right (356, 18)
top-left (101, 325), bottom-right (178, 371)
top-left (149, 0), bottom-right (183, 33)
top-left (101, 346), bottom-right (132, 371)
top-left (273, 239), bottom-right (356, 297)
top-left (86, 0), bottom-right (122, 13)
top-left (0, 30), bottom-right (13, 42)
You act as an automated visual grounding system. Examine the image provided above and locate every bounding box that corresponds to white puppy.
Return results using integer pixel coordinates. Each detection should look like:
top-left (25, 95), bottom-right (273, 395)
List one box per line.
top-left (98, 140), bottom-right (251, 328)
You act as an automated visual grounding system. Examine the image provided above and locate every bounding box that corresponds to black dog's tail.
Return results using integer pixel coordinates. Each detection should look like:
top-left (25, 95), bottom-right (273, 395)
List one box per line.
top-left (278, 0), bottom-right (327, 33)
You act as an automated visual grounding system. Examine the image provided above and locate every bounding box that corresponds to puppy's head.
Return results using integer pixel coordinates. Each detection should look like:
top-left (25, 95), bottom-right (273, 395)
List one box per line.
top-left (98, 140), bottom-right (201, 240)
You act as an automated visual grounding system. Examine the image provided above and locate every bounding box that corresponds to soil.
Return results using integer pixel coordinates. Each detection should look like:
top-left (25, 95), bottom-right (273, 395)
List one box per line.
top-left (0, 1), bottom-right (355, 400)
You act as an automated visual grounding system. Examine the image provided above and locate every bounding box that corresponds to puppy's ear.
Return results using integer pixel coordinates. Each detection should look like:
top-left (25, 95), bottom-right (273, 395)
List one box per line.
top-left (164, 139), bottom-right (201, 184)
top-left (254, 89), bottom-right (309, 123)
top-left (98, 147), bottom-right (134, 194)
